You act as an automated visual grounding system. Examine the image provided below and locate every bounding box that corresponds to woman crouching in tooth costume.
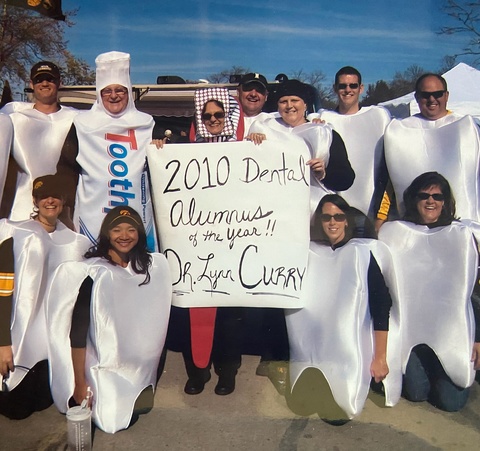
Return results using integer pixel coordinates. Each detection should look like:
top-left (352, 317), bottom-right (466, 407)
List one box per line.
top-left (379, 172), bottom-right (480, 412)
top-left (46, 206), bottom-right (172, 433)
top-left (285, 194), bottom-right (401, 424)
top-left (0, 175), bottom-right (89, 419)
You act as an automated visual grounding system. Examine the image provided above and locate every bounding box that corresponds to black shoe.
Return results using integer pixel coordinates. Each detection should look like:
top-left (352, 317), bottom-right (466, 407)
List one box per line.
top-left (184, 373), bottom-right (211, 395)
top-left (214, 374), bottom-right (236, 396)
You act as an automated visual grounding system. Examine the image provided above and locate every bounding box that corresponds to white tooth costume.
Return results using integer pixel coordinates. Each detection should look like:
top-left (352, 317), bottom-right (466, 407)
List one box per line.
top-left (249, 119), bottom-right (354, 215)
top-left (2, 102), bottom-right (77, 220)
top-left (0, 113), bottom-right (13, 205)
top-left (58, 52), bottom-right (157, 249)
top-left (0, 219), bottom-right (88, 392)
top-left (384, 113), bottom-right (480, 220)
top-left (316, 106), bottom-right (391, 217)
top-left (45, 254), bottom-right (172, 433)
top-left (378, 221), bottom-right (477, 388)
top-left (285, 239), bottom-right (401, 419)
top-left (0, 86), bottom-right (78, 222)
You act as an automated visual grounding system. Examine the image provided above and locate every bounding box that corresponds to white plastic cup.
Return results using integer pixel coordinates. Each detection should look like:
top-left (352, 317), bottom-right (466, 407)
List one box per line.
top-left (66, 406), bottom-right (92, 451)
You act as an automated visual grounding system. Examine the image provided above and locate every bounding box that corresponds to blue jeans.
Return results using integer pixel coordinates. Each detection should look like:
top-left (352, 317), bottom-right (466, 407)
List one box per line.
top-left (403, 344), bottom-right (469, 412)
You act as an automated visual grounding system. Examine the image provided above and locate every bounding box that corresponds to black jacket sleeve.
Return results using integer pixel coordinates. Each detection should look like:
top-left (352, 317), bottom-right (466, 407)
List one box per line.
top-left (56, 124), bottom-right (80, 209)
top-left (69, 276), bottom-right (93, 348)
top-left (367, 252), bottom-right (392, 331)
top-left (322, 130), bottom-right (355, 191)
top-left (0, 237), bottom-right (14, 346)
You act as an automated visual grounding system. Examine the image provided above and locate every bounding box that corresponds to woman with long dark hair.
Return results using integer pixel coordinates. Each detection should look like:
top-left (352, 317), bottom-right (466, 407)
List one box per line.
top-left (46, 206), bottom-right (171, 433)
top-left (379, 171), bottom-right (480, 411)
top-left (286, 194), bottom-right (398, 423)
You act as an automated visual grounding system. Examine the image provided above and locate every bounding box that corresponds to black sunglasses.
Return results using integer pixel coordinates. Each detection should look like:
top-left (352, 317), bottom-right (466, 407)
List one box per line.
top-left (337, 83), bottom-right (359, 90)
top-left (33, 75), bottom-right (57, 84)
top-left (416, 192), bottom-right (445, 201)
top-left (320, 213), bottom-right (347, 222)
top-left (417, 90), bottom-right (446, 100)
top-left (242, 84), bottom-right (267, 94)
top-left (202, 112), bottom-right (225, 121)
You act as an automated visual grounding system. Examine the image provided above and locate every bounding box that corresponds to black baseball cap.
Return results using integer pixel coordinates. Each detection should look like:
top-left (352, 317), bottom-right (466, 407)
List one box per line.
top-left (30, 61), bottom-right (61, 81)
top-left (239, 73), bottom-right (268, 92)
top-left (32, 174), bottom-right (66, 199)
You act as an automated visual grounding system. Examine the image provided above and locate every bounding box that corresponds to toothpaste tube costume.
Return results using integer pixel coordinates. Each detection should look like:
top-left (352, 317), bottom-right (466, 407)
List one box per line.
top-left (56, 52), bottom-right (157, 249)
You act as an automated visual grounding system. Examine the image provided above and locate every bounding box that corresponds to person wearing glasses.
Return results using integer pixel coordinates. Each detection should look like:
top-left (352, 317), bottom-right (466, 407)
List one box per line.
top-left (236, 73), bottom-right (271, 135)
top-left (169, 88), bottom-right (245, 397)
top-left (309, 66), bottom-right (391, 221)
top-left (379, 172), bottom-right (480, 411)
top-left (380, 73), bottom-right (480, 224)
top-left (286, 194), bottom-right (397, 423)
top-left (0, 61), bottom-right (77, 220)
top-left (55, 52), bottom-right (157, 249)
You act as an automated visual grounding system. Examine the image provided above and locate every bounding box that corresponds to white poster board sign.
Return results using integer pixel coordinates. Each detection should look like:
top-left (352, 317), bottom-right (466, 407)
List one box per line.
top-left (147, 137), bottom-right (310, 307)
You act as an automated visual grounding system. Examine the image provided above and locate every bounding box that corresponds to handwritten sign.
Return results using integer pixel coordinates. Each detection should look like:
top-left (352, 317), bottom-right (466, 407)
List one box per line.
top-left (147, 137), bottom-right (310, 307)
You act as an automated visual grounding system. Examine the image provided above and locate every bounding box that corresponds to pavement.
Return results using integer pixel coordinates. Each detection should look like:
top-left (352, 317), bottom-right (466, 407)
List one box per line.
top-left (1, 352), bottom-right (479, 451)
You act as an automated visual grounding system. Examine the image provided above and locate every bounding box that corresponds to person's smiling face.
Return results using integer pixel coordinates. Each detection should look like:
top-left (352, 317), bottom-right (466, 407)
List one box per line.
top-left (30, 75), bottom-right (60, 106)
top-left (237, 83), bottom-right (267, 117)
top-left (335, 74), bottom-right (363, 114)
top-left (202, 101), bottom-right (226, 135)
top-left (320, 202), bottom-right (348, 246)
top-left (36, 196), bottom-right (63, 223)
top-left (108, 222), bottom-right (139, 263)
top-left (101, 84), bottom-right (129, 115)
top-left (416, 184), bottom-right (445, 224)
top-left (277, 95), bottom-right (307, 127)
top-left (415, 76), bottom-right (449, 121)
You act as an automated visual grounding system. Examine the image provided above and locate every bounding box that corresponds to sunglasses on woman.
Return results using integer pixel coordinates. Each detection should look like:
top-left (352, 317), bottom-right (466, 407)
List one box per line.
top-left (319, 213), bottom-right (347, 222)
top-left (202, 112), bottom-right (225, 121)
top-left (416, 192), bottom-right (445, 201)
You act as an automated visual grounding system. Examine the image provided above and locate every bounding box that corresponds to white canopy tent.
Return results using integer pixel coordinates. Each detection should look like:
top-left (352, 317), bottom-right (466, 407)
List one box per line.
top-left (379, 63), bottom-right (480, 119)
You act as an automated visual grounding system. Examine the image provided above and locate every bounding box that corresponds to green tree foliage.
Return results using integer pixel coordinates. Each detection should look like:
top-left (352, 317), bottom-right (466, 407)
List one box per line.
top-left (0, 6), bottom-right (93, 85)
top-left (361, 80), bottom-right (394, 106)
top-left (61, 50), bottom-right (95, 85)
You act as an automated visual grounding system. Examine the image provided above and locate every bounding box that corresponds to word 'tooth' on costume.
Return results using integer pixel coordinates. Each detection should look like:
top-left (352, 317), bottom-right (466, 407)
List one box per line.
top-left (286, 239), bottom-right (401, 419)
top-left (379, 221), bottom-right (477, 388)
top-left (316, 106), bottom-right (391, 218)
top-left (46, 255), bottom-right (172, 433)
top-left (384, 113), bottom-right (480, 220)
top-left (56, 51), bottom-right (157, 249)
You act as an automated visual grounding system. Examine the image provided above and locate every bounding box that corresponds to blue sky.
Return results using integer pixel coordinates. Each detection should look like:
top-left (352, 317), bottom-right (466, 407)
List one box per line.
top-left (61, 0), bottom-right (471, 88)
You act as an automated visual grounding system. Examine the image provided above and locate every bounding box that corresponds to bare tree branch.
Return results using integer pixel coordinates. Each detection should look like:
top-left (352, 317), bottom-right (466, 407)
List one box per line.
top-left (438, 0), bottom-right (480, 65)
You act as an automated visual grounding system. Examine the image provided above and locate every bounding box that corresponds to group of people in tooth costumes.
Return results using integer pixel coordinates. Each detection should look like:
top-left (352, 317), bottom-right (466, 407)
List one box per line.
top-left (0, 49), bottom-right (478, 432)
